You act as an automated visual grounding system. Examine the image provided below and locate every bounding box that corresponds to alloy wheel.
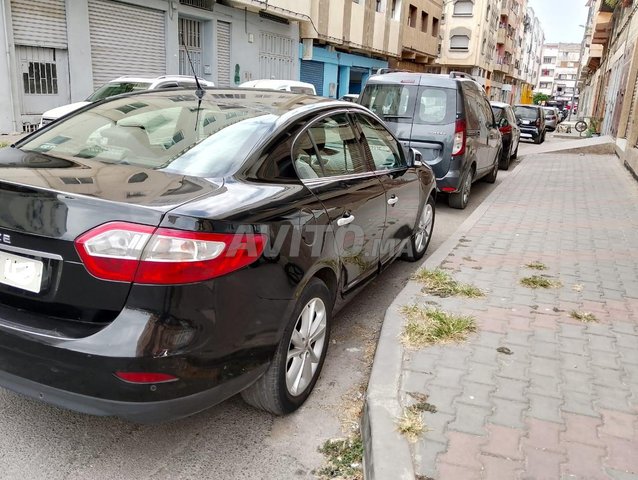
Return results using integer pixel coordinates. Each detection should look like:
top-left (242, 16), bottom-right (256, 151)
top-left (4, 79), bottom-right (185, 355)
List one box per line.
top-left (414, 202), bottom-right (434, 254)
top-left (285, 297), bottom-right (327, 396)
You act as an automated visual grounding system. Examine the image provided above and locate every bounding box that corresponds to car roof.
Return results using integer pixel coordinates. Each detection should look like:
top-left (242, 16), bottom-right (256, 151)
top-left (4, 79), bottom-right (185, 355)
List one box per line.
top-left (490, 101), bottom-right (511, 108)
top-left (240, 79), bottom-right (316, 90)
top-left (111, 75), bottom-right (213, 85)
top-left (366, 72), bottom-right (476, 88)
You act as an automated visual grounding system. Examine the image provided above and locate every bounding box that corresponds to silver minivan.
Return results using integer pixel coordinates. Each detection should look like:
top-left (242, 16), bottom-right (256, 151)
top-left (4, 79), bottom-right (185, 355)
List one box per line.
top-left (359, 72), bottom-right (501, 209)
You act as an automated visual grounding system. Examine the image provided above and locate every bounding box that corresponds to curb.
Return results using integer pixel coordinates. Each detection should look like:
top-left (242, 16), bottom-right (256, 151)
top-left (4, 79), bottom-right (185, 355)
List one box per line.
top-left (361, 161), bottom-right (528, 480)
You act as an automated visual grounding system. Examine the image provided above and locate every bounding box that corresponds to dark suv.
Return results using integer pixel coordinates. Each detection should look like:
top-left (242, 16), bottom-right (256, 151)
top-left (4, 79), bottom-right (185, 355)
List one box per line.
top-left (360, 72), bottom-right (501, 209)
top-left (514, 104), bottom-right (546, 144)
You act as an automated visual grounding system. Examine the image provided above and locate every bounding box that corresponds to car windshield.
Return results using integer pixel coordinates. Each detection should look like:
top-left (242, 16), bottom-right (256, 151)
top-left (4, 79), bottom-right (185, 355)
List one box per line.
top-left (289, 86), bottom-right (315, 95)
top-left (86, 82), bottom-right (153, 102)
top-left (514, 106), bottom-right (539, 120)
top-left (360, 84), bottom-right (455, 125)
top-left (20, 92), bottom-right (276, 177)
top-left (543, 108), bottom-right (555, 116)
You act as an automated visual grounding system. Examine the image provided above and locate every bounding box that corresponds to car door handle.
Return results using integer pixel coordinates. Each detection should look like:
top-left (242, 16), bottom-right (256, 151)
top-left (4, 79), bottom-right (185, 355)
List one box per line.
top-left (337, 214), bottom-right (355, 227)
top-left (387, 195), bottom-right (399, 206)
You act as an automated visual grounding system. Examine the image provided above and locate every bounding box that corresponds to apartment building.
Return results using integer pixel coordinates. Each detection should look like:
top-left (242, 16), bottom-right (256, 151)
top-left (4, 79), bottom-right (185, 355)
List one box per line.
top-left (298, 0), bottom-right (400, 97)
top-left (536, 43), bottom-right (581, 105)
top-left (579, 0), bottom-right (638, 176)
top-left (519, 7), bottom-right (544, 103)
top-left (0, 0), bottom-right (304, 134)
top-left (436, 0), bottom-right (530, 103)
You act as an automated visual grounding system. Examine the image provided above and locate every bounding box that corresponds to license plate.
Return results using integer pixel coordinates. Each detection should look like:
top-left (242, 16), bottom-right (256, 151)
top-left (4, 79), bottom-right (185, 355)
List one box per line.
top-left (0, 250), bottom-right (44, 293)
top-left (520, 133), bottom-right (532, 138)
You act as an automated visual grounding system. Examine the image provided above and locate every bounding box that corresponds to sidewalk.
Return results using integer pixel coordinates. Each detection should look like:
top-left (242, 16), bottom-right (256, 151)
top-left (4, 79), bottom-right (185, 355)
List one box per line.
top-left (363, 148), bottom-right (638, 479)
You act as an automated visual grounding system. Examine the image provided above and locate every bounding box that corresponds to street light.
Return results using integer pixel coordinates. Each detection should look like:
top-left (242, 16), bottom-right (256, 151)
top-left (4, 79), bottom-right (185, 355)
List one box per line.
top-left (568, 24), bottom-right (587, 121)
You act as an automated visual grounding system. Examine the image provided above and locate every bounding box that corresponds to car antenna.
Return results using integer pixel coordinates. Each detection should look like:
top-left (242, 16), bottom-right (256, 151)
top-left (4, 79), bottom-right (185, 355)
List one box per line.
top-left (181, 34), bottom-right (204, 100)
top-left (180, 34), bottom-right (204, 131)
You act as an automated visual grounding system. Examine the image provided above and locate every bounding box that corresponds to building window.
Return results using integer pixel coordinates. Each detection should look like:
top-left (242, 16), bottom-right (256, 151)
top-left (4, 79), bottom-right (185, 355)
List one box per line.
top-left (450, 35), bottom-right (470, 51)
top-left (391, 0), bottom-right (401, 20)
top-left (179, 0), bottom-right (214, 10)
top-left (543, 56), bottom-right (555, 64)
top-left (453, 0), bottom-right (473, 16)
top-left (432, 17), bottom-right (439, 37)
top-left (421, 12), bottom-right (428, 33)
top-left (408, 4), bottom-right (417, 27)
top-left (23, 61), bottom-right (58, 95)
top-left (376, 0), bottom-right (383, 12)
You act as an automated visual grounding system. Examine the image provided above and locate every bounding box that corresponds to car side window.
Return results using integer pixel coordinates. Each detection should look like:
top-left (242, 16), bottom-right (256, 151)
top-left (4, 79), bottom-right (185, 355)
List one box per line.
top-left (292, 114), bottom-right (368, 180)
top-left (463, 89), bottom-right (480, 131)
top-left (355, 114), bottom-right (405, 170)
top-left (482, 99), bottom-right (495, 126)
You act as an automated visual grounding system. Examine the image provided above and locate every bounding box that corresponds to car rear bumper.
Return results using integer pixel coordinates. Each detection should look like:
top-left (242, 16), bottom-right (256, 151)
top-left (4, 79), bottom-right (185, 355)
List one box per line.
top-left (520, 127), bottom-right (542, 139)
top-left (0, 363), bottom-right (267, 424)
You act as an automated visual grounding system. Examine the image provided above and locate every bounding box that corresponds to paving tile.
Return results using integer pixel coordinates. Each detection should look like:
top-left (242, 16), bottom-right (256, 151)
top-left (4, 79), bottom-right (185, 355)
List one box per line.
top-left (600, 433), bottom-right (638, 474)
top-left (561, 413), bottom-right (604, 447)
top-left (519, 446), bottom-right (564, 480)
top-left (481, 424), bottom-right (523, 460)
top-left (522, 418), bottom-right (564, 453)
top-left (527, 394), bottom-right (563, 424)
top-left (598, 409), bottom-right (638, 440)
top-left (447, 403), bottom-right (491, 436)
top-left (414, 438), bottom-right (447, 479)
top-left (438, 431), bottom-right (485, 469)
top-left (560, 442), bottom-right (608, 480)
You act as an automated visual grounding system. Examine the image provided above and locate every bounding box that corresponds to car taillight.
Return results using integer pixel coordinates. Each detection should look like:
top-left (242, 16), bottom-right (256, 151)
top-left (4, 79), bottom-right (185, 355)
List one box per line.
top-left (452, 119), bottom-right (466, 156)
top-left (75, 221), bottom-right (266, 284)
top-left (499, 125), bottom-right (512, 134)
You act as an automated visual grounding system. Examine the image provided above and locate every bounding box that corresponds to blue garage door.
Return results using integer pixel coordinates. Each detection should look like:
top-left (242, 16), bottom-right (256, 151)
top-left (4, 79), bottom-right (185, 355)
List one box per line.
top-left (300, 60), bottom-right (324, 96)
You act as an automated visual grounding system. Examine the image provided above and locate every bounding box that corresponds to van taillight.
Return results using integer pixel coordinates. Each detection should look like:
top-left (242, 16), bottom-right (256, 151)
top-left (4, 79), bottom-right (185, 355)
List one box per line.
top-left (75, 222), bottom-right (266, 284)
top-left (452, 119), bottom-right (466, 156)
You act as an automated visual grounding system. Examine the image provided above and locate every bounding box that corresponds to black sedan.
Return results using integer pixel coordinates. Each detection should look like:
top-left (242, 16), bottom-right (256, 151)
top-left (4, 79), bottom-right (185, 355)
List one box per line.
top-left (0, 88), bottom-right (436, 422)
top-left (490, 101), bottom-right (521, 170)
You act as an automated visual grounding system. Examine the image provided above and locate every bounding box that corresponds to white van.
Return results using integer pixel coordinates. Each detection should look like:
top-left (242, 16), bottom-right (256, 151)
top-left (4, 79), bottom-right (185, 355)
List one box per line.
top-left (239, 79), bottom-right (316, 95)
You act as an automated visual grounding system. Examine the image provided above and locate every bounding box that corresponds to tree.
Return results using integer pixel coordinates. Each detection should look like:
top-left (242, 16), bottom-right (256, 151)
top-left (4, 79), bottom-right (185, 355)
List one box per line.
top-left (533, 93), bottom-right (550, 105)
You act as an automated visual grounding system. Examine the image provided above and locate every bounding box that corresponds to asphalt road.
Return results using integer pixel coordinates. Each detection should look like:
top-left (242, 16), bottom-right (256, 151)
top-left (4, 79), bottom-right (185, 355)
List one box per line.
top-left (0, 136), bottom-right (554, 480)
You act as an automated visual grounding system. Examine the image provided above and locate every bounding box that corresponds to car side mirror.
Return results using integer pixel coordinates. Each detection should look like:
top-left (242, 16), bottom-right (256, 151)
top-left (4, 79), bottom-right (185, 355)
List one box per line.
top-left (408, 148), bottom-right (423, 168)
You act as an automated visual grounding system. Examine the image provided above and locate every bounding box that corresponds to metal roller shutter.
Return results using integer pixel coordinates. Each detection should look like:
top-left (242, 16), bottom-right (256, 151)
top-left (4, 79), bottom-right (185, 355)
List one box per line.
top-left (626, 76), bottom-right (638, 141)
top-left (10, 0), bottom-right (67, 48)
top-left (217, 21), bottom-right (231, 87)
top-left (88, 0), bottom-right (166, 88)
top-left (300, 60), bottom-right (324, 96)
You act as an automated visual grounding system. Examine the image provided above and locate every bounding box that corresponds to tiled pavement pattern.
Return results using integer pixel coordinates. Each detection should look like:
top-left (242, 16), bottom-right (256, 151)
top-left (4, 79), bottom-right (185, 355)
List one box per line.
top-left (401, 154), bottom-right (638, 479)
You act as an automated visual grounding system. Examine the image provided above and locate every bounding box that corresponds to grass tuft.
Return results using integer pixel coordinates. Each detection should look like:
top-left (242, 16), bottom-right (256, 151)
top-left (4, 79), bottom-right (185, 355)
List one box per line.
top-left (401, 305), bottom-right (476, 348)
top-left (570, 310), bottom-right (598, 323)
top-left (318, 435), bottom-right (364, 479)
top-left (397, 406), bottom-right (425, 442)
top-left (520, 275), bottom-right (562, 289)
top-left (0, 142), bottom-right (8, 149)
top-left (525, 261), bottom-right (548, 271)
top-left (412, 269), bottom-right (484, 298)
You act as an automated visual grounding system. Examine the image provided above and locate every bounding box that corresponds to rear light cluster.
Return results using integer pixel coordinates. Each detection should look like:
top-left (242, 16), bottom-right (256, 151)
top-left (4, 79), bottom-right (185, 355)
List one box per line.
top-left (75, 222), bottom-right (266, 284)
top-left (499, 125), bottom-right (512, 134)
top-left (452, 119), bottom-right (466, 156)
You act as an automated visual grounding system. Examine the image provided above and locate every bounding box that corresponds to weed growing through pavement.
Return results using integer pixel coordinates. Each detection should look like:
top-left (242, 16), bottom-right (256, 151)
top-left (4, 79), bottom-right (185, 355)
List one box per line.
top-left (570, 310), bottom-right (598, 323)
top-left (413, 269), bottom-right (484, 298)
top-left (401, 305), bottom-right (476, 348)
top-left (520, 275), bottom-right (562, 289)
top-left (0, 142), bottom-right (8, 149)
top-left (318, 436), bottom-right (364, 479)
top-left (397, 405), bottom-right (425, 442)
top-left (525, 261), bottom-right (548, 271)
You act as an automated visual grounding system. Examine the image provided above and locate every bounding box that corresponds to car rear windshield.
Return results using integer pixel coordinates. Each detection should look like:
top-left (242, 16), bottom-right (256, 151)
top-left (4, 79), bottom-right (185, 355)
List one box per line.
top-left (491, 106), bottom-right (505, 122)
top-left (359, 84), bottom-right (456, 125)
top-left (514, 106), bottom-right (539, 120)
top-left (19, 93), bottom-right (275, 178)
top-left (86, 82), bottom-right (153, 102)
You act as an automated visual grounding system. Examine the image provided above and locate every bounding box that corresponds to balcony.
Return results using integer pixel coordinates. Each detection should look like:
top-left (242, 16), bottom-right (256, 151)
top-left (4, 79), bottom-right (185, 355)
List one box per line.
top-left (592, 11), bottom-right (613, 45)
top-left (497, 28), bottom-right (507, 45)
top-left (222, 0), bottom-right (312, 20)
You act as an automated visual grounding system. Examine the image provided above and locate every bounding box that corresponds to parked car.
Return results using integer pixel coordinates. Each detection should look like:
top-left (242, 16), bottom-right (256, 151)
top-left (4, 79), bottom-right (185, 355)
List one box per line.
top-left (514, 104), bottom-right (546, 144)
top-left (239, 79), bottom-right (316, 95)
top-left (39, 75), bottom-right (215, 128)
top-left (359, 72), bottom-right (501, 209)
top-left (0, 88), bottom-right (436, 422)
top-left (542, 106), bottom-right (560, 131)
top-left (490, 101), bottom-right (521, 170)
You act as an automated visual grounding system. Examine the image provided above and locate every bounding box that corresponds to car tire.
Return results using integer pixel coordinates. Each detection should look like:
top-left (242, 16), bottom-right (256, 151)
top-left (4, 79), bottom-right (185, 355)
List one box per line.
top-left (485, 157), bottom-right (499, 184)
top-left (449, 168), bottom-right (473, 210)
top-left (534, 133), bottom-right (542, 145)
top-left (402, 195), bottom-right (435, 262)
top-left (541, 131), bottom-right (546, 143)
top-left (499, 142), bottom-right (511, 170)
top-left (511, 142), bottom-right (519, 160)
top-left (241, 278), bottom-right (332, 415)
